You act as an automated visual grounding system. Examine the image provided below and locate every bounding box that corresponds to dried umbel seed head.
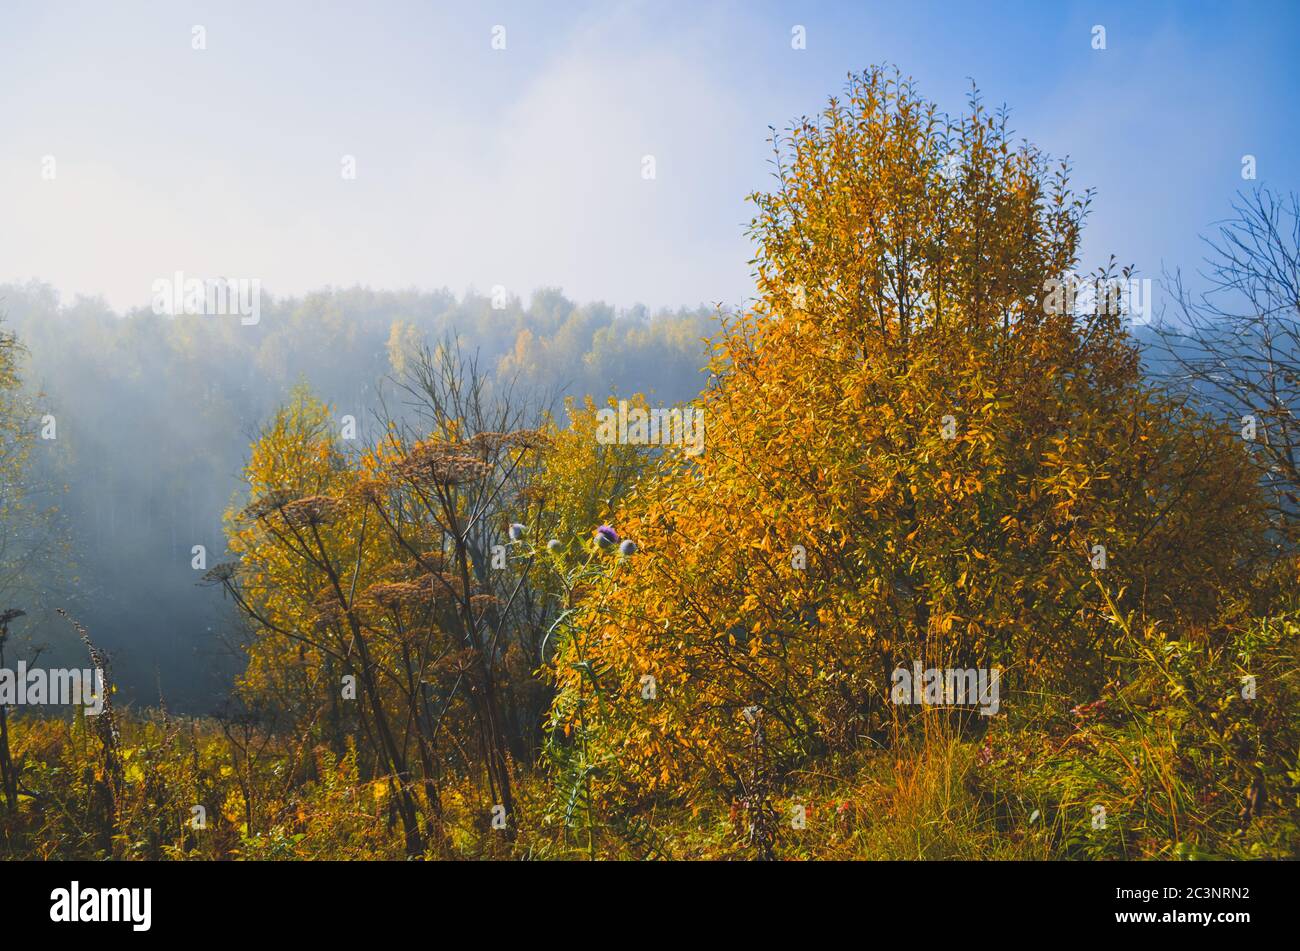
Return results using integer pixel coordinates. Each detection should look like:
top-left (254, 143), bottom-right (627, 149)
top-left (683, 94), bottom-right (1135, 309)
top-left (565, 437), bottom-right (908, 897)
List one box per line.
top-left (413, 573), bottom-right (448, 601)
top-left (375, 559), bottom-right (417, 581)
top-left (417, 550), bottom-right (449, 572)
top-left (352, 476), bottom-right (389, 505)
top-left (467, 431), bottom-right (513, 453)
top-left (240, 488), bottom-right (296, 521)
top-left (428, 572), bottom-right (466, 599)
top-left (364, 581), bottom-right (433, 611)
top-left (280, 495), bottom-right (344, 528)
top-left (470, 593), bottom-right (499, 613)
top-left (435, 647), bottom-right (479, 678)
top-left (505, 428), bottom-right (551, 451)
top-left (394, 441), bottom-right (493, 486)
top-left (310, 595), bottom-right (345, 631)
top-left (203, 562), bottom-right (238, 584)
top-left (468, 429), bottom-right (551, 455)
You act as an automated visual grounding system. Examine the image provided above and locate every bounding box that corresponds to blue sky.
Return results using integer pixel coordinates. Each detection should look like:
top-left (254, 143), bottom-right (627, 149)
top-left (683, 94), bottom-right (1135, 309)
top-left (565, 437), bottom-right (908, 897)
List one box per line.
top-left (1, 0), bottom-right (1296, 314)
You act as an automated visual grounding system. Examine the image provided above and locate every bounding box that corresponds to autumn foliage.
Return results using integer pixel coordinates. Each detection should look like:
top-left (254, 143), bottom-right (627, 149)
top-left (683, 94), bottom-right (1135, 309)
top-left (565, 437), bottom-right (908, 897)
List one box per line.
top-left (3, 68), bottom-right (1296, 862)
top-left (549, 68), bottom-right (1268, 809)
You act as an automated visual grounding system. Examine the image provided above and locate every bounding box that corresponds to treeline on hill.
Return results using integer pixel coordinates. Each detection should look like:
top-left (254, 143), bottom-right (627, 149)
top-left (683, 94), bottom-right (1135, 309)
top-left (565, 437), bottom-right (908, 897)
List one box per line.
top-left (0, 282), bottom-right (714, 710)
top-left (2, 68), bottom-right (1298, 860)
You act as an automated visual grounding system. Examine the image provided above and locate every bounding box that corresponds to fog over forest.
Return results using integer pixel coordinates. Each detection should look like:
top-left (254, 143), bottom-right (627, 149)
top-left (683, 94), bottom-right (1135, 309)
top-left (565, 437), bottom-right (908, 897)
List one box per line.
top-left (1, 282), bottom-right (715, 711)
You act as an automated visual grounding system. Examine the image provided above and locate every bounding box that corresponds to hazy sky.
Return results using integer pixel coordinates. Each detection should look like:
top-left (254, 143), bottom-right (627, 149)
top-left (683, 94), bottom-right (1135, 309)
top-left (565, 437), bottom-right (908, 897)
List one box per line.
top-left (2, 0), bottom-right (1296, 315)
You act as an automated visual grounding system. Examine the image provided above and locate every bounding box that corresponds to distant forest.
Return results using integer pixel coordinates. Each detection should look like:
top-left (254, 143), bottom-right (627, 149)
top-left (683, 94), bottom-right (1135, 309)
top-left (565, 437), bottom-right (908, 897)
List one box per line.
top-left (1, 283), bottom-right (716, 710)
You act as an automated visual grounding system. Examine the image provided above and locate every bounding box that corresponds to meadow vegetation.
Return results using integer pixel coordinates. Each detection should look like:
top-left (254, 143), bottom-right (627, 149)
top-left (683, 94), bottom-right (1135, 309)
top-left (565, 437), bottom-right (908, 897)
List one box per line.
top-left (2, 69), bottom-right (1297, 860)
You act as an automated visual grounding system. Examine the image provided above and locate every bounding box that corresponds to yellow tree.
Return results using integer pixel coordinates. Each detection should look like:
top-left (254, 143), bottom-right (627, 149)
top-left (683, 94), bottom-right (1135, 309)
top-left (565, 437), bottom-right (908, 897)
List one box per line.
top-left (550, 68), bottom-right (1267, 820)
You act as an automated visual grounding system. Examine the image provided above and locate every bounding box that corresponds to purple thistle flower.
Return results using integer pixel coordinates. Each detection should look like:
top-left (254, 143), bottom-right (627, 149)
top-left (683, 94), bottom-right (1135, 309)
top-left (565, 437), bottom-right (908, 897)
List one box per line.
top-left (619, 539), bottom-right (638, 557)
top-left (594, 525), bottom-right (620, 549)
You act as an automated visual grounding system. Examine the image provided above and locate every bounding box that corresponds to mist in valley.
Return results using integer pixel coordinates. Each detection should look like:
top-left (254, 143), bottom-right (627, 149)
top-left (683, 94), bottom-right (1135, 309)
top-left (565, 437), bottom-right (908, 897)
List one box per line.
top-left (1, 282), bottom-right (715, 711)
